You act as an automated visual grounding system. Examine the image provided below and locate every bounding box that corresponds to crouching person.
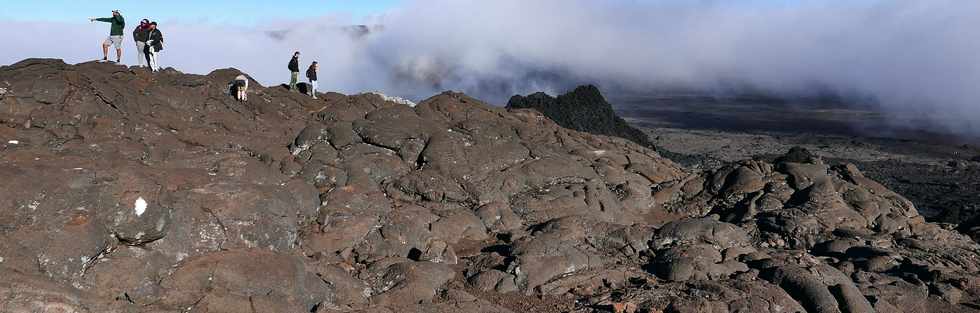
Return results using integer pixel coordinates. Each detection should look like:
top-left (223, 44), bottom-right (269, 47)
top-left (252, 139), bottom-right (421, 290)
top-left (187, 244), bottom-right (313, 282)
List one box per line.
top-left (233, 75), bottom-right (249, 102)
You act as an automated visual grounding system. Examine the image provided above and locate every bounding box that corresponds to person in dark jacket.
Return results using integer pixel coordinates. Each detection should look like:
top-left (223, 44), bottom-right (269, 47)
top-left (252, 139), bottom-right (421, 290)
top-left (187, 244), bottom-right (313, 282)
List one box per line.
top-left (288, 52), bottom-right (300, 91)
top-left (306, 61), bottom-right (319, 99)
top-left (89, 10), bottom-right (125, 63)
top-left (133, 19), bottom-right (150, 67)
top-left (144, 22), bottom-right (164, 72)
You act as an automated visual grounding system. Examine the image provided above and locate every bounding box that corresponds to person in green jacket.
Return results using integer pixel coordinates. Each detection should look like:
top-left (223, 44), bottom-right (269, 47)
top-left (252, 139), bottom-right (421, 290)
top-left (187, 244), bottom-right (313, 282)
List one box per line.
top-left (89, 10), bottom-right (125, 63)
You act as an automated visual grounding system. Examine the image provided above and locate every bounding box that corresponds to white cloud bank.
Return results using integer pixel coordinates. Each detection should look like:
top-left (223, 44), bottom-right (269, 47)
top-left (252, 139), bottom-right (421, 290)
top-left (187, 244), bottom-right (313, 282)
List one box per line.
top-left (1, 0), bottom-right (978, 135)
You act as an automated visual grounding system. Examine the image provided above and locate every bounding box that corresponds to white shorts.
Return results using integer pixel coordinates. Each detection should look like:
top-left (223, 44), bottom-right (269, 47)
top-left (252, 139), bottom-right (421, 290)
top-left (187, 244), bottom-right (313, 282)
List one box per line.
top-left (104, 36), bottom-right (123, 49)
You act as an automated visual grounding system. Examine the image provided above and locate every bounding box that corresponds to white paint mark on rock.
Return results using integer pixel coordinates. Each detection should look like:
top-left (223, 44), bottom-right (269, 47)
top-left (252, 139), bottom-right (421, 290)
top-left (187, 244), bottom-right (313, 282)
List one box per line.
top-left (134, 197), bottom-right (148, 216)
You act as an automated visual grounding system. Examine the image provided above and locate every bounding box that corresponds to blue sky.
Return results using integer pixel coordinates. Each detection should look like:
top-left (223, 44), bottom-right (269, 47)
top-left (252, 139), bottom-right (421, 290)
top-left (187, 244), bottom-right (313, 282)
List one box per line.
top-left (0, 0), bottom-right (871, 25)
top-left (0, 0), bottom-right (402, 25)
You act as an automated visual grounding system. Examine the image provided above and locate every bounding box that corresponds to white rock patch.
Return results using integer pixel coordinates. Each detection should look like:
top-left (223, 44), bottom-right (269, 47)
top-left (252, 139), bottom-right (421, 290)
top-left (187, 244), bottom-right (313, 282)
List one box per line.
top-left (362, 92), bottom-right (417, 107)
top-left (134, 197), bottom-right (148, 216)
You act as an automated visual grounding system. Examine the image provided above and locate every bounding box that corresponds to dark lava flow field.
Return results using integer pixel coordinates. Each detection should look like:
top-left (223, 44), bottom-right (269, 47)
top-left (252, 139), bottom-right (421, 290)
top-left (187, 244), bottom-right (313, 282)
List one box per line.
top-left (613, 94), bottom-right (980, 239)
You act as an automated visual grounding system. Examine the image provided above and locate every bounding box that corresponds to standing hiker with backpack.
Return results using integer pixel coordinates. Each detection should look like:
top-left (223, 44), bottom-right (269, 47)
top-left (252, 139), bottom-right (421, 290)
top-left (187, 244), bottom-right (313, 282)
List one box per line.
top-left (89, 10), bottom-right (125, 63)
top-left (306, 61), bottom-right (319, 99)
top-left (288, 52), bottom-right (300, 91)
top-left (133, 19), bottom-right (151, 67)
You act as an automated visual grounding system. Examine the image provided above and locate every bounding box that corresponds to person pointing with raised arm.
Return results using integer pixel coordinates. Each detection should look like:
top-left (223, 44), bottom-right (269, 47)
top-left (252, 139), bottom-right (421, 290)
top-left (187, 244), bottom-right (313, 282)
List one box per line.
top-left (89, 10), bottom-right (125, 63)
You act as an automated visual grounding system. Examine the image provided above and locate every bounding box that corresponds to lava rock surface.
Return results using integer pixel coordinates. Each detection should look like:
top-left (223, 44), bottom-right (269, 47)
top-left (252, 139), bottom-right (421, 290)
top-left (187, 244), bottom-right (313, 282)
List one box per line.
top-left (1, 59), bottom-right (979, 312)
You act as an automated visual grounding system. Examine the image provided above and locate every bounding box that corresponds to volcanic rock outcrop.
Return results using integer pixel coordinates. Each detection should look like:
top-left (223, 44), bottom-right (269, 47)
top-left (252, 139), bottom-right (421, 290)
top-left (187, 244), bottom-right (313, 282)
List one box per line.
top-left (507, 85), bottom-right (655, 148)
top-left (1, 59), bottom-right (979, 312)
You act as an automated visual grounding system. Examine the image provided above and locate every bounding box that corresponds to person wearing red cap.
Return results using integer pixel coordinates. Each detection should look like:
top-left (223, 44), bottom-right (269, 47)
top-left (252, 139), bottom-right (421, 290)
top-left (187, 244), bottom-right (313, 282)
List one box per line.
top-left (133, 19), bottom-right (151, 67)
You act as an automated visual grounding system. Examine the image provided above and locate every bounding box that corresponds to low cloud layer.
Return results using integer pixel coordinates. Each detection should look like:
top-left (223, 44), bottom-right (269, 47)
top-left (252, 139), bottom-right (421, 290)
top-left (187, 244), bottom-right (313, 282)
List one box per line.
top-left (2, 0), bottom-right (978, 136)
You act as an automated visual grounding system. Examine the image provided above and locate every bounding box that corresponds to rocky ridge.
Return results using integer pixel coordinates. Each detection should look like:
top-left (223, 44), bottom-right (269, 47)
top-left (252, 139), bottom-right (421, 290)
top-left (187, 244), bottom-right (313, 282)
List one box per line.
top-left (0, 59), bottom-right (978, 312)
top-left (507, 85), bottom-right (655, 148)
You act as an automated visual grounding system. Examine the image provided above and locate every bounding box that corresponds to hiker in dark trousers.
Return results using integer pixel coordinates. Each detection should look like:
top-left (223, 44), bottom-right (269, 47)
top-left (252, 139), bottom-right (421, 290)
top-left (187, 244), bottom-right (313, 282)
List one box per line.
top-left (288, 52), bottom-right (300, 91)
top-left (145, 22), bottom-right (164, 72)
top-left (89, 10), bottom-right (125, 63)
top-left (306, 61), bottom-right (319, 99)
top-left (133, 19), bottom-right (150, 67)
